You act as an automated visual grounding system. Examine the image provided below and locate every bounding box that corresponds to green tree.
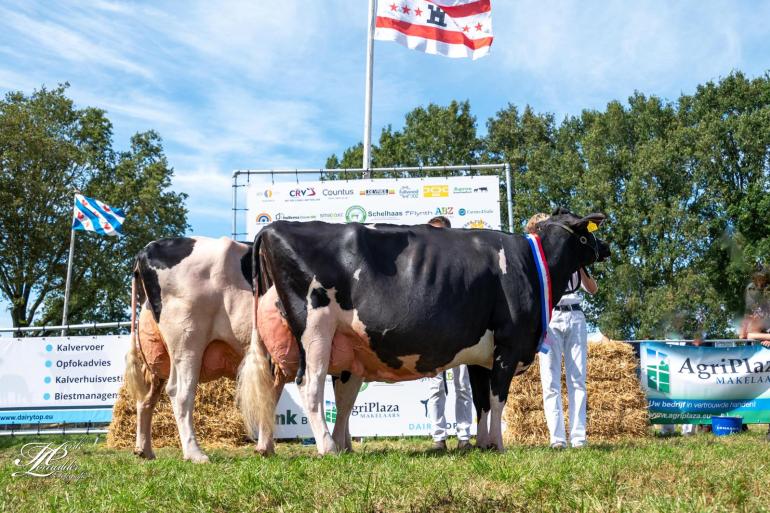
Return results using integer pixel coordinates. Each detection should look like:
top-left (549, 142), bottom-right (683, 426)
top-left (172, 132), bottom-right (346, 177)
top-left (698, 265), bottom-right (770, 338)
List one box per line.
top-left (325, 100), bottom-right (483, 177)
top-left (0, 85), bottom-right (188, 328)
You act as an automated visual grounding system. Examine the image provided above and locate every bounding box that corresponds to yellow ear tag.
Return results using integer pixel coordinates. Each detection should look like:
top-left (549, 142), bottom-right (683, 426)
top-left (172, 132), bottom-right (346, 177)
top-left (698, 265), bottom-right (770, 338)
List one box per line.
top-left (587, 221), bottom-right (599, 233)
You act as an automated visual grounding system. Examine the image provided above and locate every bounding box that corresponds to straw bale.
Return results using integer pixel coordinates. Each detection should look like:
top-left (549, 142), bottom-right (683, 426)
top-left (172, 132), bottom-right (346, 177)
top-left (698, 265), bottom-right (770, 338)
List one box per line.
top-left (503, 340), bottom-right (649, 446)
top-left (106, 377), bottom-right (246, 449)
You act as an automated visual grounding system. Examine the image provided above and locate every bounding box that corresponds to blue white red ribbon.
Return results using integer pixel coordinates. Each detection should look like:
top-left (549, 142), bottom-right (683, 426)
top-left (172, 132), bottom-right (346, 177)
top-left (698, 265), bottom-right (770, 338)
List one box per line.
top-left (526, 234), bottom-right (553, 353)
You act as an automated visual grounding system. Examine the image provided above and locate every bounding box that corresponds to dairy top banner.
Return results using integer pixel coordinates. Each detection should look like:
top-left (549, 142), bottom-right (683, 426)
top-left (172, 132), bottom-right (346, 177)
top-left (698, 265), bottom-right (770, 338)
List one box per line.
top-left (246, 175), bottom-right (501, 239)
top-left (641, 342), bottom-right (770, 424)
top-left (0, 336), bottom-right (130, 424)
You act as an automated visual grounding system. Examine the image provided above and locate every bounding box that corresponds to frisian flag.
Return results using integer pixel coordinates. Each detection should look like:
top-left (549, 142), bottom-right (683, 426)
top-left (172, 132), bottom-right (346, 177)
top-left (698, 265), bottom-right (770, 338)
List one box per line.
top-left (374, 0), bottom-right (493, 60)
top-left (72, 194), bottom-right (125, 237)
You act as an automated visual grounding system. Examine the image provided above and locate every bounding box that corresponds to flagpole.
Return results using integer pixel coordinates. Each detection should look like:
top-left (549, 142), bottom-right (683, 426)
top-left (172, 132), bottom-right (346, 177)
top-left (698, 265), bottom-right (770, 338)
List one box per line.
top-left (61, 227), bottom-right (76, 337)
top-left (362, 0), bottom-right (376, 178)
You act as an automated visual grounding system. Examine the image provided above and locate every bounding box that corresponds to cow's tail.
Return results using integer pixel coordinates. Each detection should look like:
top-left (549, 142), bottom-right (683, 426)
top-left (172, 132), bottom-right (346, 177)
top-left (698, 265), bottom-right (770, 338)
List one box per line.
top-left (124, 266), bottom-right (152, 402)
top-left (236, 233), bottom-right (277, 442)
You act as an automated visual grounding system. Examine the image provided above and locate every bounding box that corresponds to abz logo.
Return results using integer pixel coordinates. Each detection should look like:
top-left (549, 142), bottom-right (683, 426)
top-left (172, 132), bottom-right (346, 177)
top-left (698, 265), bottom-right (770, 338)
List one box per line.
top-left (345, 205), bottom-right (367, 223)
top-left (435, 207), bottom-right (454, 216)
top-left (646, 348), bottom-right (670, 393)
top-left (256, 212), bottom-right (272, 224)
top-left (325, 400), bottom-right (337, 423)
top-left (423, 184), bottom-right (449, 198)
top-left (289, 187), bottom-right (317, 198)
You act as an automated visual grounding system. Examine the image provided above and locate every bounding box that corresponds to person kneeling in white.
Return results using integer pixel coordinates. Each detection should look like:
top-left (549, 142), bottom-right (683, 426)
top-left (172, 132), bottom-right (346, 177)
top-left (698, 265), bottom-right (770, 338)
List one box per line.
top-left (528, 213), bottom-right (598, 449)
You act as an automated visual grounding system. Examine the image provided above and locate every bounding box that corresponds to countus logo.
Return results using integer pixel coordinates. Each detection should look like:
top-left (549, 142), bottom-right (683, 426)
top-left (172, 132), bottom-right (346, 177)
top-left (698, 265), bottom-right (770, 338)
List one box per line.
top-left (646, 348), bottom-right (670, 393)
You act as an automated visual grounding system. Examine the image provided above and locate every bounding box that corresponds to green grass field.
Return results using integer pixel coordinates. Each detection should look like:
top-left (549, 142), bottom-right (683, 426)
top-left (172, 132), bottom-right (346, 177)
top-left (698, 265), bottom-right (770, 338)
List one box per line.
top-left (1, 431), bottom-right (769, 513)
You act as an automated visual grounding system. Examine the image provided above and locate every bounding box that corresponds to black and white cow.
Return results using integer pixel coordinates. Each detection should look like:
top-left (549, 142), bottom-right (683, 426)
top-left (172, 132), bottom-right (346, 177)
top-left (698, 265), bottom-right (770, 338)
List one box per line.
top-left (237, 209), bottom-right (610, 454)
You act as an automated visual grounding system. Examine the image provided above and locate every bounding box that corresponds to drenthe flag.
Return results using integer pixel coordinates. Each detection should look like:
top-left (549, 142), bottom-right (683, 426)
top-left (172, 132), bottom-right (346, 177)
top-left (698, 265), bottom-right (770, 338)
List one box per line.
top-left (72, 194), bottom-right (125, 237)
top-left (374, 0), bottom-right (493, 59)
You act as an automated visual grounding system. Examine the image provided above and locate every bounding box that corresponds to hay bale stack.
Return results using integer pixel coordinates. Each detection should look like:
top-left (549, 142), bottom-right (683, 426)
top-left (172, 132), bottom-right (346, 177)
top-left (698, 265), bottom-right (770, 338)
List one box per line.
top-left (108, 340), bottom-right (649, 449)
top-left (503, 340), bottom-right (649, 445)
top-left (106, 378), bottom-right (246, 449)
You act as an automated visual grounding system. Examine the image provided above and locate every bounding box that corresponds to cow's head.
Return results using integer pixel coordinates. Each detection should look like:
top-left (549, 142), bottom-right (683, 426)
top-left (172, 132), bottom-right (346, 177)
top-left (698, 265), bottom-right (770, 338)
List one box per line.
top-left (538, 207), bottom-right (611, 267)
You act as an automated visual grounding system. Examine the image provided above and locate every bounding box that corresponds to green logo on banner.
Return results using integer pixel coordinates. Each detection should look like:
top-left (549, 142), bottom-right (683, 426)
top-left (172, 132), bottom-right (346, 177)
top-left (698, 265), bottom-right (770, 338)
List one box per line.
top-left (325, 400), bottom-right (337, 423)
top-left (345, 205), bottom-right (367, 223)
top-left (647, 348), bottom-right (670, 393)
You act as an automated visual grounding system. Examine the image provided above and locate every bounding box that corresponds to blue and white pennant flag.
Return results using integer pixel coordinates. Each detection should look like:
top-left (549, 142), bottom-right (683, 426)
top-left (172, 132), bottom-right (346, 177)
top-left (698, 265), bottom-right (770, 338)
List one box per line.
top-left (72, 194), bottom-right (125, 237)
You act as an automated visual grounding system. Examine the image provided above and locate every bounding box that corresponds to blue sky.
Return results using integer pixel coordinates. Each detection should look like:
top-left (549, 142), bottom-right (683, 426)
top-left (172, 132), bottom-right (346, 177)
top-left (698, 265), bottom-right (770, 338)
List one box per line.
top-left (1, 0), bottom-right (770, 327)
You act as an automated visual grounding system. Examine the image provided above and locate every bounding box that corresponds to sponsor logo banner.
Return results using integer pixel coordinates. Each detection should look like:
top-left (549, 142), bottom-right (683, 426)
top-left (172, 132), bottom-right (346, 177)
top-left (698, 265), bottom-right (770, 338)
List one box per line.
top-left (640, 342), bottom-right (770, 423)
top-left (0, 336), bottom-right (131, 424)
top-left (247, 176), bottom-right (501, 239)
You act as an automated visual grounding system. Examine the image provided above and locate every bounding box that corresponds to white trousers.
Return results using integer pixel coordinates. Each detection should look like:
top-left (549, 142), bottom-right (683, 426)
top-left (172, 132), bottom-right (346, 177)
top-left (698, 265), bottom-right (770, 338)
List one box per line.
top-left (427, 365), bottom-right (473, 441)
top-left (539, 310), bottom-right (587, 447)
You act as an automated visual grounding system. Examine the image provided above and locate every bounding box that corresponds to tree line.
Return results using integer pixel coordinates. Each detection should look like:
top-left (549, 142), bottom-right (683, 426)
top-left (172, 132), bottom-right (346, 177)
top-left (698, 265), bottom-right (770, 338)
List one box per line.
top-left (0, 85), bottom-right (187, 330)
top-left (326, 72), bottom-right (770, 340)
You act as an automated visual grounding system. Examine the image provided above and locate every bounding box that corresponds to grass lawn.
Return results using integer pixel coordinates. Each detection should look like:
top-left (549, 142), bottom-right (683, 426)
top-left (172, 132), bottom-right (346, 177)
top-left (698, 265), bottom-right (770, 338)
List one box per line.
top-left (1, 430), bottom-right (769, 513)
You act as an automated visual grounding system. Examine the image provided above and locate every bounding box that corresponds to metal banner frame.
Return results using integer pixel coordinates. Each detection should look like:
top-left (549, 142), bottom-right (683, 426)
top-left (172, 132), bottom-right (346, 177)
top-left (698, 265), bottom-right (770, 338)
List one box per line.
top-left (231, 164), bottom-right (513, 241)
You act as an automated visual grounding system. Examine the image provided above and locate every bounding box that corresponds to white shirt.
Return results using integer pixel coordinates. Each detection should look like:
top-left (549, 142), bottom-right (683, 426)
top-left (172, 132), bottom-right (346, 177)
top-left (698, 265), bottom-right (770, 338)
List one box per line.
top-left (557, 271), bottom-right (586, 306)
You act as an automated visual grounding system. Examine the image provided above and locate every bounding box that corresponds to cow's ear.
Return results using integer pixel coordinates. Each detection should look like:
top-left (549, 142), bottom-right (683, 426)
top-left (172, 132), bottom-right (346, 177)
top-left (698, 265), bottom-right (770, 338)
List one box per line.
top-left (571, 213), bottom-right (606, 232)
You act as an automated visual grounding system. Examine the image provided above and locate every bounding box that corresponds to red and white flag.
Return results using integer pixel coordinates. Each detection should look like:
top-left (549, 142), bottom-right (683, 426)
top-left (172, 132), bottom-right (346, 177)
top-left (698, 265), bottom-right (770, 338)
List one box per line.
top-left (374, 1), bottom-right (493, 60)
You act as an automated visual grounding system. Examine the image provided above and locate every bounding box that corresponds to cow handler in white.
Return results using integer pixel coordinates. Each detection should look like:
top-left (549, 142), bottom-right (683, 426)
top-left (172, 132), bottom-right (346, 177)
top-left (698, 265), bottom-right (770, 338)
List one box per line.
top-left (426, 216), bottom-right (473, 451)
top-left (528, 213), bottom-right (598, 449)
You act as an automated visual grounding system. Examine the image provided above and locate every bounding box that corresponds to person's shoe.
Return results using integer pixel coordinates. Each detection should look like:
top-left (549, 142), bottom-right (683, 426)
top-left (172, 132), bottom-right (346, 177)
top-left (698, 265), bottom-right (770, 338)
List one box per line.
top-left (429, 440), bottom-right (447, 452)
top-left (457, 440), bottom-right (473, 452)
top-left (571, 441), bottom-right (587, 449)
top-left (550, 442), bottom-right (567, 450)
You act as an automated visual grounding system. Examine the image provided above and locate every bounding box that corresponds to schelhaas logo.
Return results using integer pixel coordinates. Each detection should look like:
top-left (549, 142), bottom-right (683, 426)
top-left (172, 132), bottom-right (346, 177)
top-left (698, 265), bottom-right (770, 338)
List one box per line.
top-left (289, 187), bottom-right (316, 198)
top-left (351, 401), bottom-right (400, 418)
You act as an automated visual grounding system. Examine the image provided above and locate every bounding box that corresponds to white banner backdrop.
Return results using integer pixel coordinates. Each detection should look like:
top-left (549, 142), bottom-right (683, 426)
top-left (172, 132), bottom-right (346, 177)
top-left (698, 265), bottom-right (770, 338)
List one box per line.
top-left (0, 336), bottom-right (130, 424)
top-left (246, 175), bottom-right (501, 239)
top-left (275, 372), bottom-right (479, 439)
top-left (0, 336), bottom-right (488, 438)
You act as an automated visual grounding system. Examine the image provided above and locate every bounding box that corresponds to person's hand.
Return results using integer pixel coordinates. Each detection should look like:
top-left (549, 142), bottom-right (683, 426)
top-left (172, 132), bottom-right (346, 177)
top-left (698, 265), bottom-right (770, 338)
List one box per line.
top-left (761, 340), bottom-right (770, 348)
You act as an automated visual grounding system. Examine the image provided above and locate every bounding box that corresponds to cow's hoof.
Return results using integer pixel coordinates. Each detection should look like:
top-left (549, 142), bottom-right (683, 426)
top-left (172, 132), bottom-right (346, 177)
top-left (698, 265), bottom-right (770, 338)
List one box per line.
top-left (133, 448), bottom-right (156, 460)
top-left (185, 453), bottom-right (210, 464)
top-left (255, 447), bottom-right (274, 457)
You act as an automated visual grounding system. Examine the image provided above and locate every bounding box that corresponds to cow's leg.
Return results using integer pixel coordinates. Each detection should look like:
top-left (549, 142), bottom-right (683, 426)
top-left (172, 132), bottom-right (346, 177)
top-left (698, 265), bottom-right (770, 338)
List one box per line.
top-left (488, 346), bottom-right (518, 452)
top-left (297, 306), bottom-right (337, 455)
top-left (134, 374), bottom-right (165, 459)
top-left (255, 379), bottom-right (285, 456)
top-left (165, 349), bottom-right (208, 463)
top-left (331, 373), bottom-right (363, 453)
top-left (468, 365), bottom-right (491, 449)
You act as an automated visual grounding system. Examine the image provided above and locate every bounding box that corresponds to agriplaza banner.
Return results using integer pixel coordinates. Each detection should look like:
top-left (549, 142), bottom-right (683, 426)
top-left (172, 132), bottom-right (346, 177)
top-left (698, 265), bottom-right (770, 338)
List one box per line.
top-left (640, 342), bottom-right (770, 424)
top-left (274, 371), bottom-right (482, 438)
top-left (246, 175), bottom-right (501, 239)
top-left (0, 336), bottom-right (130, 424)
